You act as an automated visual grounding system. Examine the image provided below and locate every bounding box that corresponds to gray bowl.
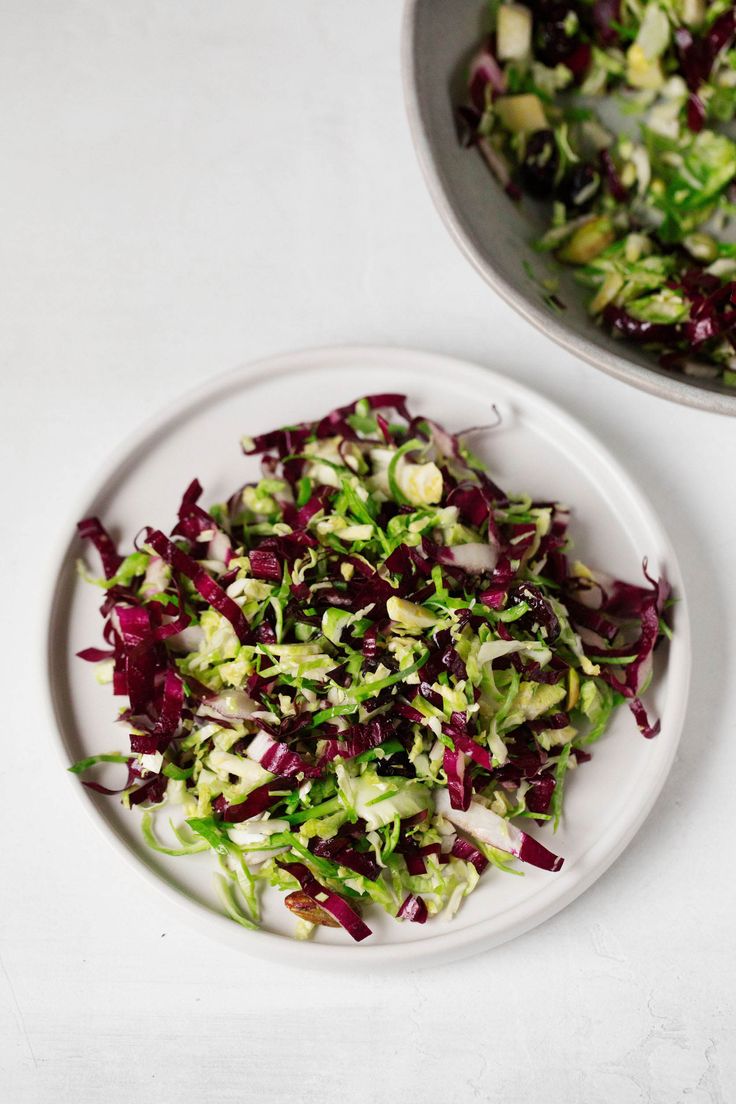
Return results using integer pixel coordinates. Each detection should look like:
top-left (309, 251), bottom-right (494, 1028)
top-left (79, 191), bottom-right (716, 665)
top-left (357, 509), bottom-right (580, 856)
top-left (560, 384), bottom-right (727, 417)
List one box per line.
top-left (402, 0), bottom-right (736, 416)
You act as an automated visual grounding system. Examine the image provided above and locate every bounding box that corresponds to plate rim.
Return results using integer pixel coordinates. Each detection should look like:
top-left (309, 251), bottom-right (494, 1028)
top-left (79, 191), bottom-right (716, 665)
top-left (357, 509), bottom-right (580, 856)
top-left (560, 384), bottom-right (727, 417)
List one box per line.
top-left (43, 343), bottom-right (691, 969)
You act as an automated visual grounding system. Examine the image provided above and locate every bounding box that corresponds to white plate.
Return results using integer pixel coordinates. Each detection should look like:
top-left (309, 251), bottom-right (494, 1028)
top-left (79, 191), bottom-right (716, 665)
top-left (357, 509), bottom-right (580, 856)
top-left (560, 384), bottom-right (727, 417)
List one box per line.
top-left (45, 346), bottom-right (690, 969)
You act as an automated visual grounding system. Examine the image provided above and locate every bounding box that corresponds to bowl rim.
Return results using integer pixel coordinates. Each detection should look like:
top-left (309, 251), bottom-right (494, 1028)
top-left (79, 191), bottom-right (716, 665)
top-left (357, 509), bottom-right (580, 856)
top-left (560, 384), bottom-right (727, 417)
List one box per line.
top-left (400, 0), bottom-right (736, 418)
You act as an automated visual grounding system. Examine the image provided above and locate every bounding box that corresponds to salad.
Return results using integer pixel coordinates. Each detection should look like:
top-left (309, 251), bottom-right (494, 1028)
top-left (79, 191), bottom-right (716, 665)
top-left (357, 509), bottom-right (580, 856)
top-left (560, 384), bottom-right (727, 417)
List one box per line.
top-left (459, 0), bottom-right (736, 384)
top-left (72, 395), bottom-right (670, 942)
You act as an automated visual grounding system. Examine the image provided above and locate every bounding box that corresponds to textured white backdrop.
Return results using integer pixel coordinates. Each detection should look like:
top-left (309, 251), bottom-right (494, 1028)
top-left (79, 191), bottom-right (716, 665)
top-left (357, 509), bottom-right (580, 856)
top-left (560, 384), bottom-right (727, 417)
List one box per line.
top-left (1, 2), bottom-right (734, 1101)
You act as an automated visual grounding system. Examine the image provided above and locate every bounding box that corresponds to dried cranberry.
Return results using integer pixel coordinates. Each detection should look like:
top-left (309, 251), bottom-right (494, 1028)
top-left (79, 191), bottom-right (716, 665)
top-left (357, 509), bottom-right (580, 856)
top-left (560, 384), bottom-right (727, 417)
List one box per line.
top-left (564, 41), bottom-right (592, 83)
top-left (375, 751), bottom-right (415, 778)
top-left (534, 3), bottom-right (581, 66)
top-left (520, 129), bottom-right (560, 198)
top-left (557, 162), bottom-right (601, 209)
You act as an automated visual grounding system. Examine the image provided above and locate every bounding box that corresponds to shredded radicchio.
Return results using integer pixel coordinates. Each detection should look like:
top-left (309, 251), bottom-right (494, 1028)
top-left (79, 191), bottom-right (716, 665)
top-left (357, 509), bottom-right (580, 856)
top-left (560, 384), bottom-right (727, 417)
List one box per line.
top-left (73, 392), bottom-right (671, 942)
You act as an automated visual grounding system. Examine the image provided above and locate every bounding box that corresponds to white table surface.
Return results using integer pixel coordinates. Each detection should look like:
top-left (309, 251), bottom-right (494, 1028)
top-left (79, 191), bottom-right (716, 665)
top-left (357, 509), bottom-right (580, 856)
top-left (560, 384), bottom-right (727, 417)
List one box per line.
top-left (2, 2), bottom-right (735, 1101)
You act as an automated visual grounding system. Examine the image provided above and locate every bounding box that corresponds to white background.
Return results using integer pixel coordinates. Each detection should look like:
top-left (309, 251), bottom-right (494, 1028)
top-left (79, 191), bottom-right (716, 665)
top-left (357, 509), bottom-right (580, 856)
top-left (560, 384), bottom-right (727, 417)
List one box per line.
top-left (2, 2), bottom-right (735, 1101)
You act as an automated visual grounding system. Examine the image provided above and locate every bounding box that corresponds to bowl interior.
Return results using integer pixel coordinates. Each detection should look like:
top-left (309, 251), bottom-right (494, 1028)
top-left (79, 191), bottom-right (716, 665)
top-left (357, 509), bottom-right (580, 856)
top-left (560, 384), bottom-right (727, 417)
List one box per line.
top-left (403, 0), bottom-right (736, 416)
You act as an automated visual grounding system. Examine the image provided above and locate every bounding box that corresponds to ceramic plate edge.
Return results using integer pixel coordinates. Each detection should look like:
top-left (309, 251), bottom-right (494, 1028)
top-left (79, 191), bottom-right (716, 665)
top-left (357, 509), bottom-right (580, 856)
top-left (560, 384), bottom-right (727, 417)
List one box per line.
top-left (42, 343), bottom-right (691, 970)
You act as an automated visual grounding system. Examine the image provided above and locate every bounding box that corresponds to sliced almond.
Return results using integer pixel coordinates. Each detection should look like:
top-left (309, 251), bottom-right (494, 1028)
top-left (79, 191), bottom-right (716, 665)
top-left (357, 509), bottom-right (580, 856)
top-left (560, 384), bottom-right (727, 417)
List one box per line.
top-left (497, 5), bottom-right (532, 62)
top-left (284, 891), bottom-right (341, 927)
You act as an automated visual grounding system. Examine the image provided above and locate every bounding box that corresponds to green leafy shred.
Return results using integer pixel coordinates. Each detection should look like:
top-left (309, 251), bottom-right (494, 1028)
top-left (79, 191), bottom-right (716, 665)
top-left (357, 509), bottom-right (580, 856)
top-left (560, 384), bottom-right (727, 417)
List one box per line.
top-left (73, 394), bottom-right (670, 941)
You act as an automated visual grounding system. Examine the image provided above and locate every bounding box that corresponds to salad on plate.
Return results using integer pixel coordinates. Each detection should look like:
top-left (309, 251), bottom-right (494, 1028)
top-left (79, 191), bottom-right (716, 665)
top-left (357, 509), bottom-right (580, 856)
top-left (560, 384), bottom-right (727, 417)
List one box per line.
top-left (72, 395), bottom-right (670, 942)
top-left (459, 0), bottom-right (736, 383)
